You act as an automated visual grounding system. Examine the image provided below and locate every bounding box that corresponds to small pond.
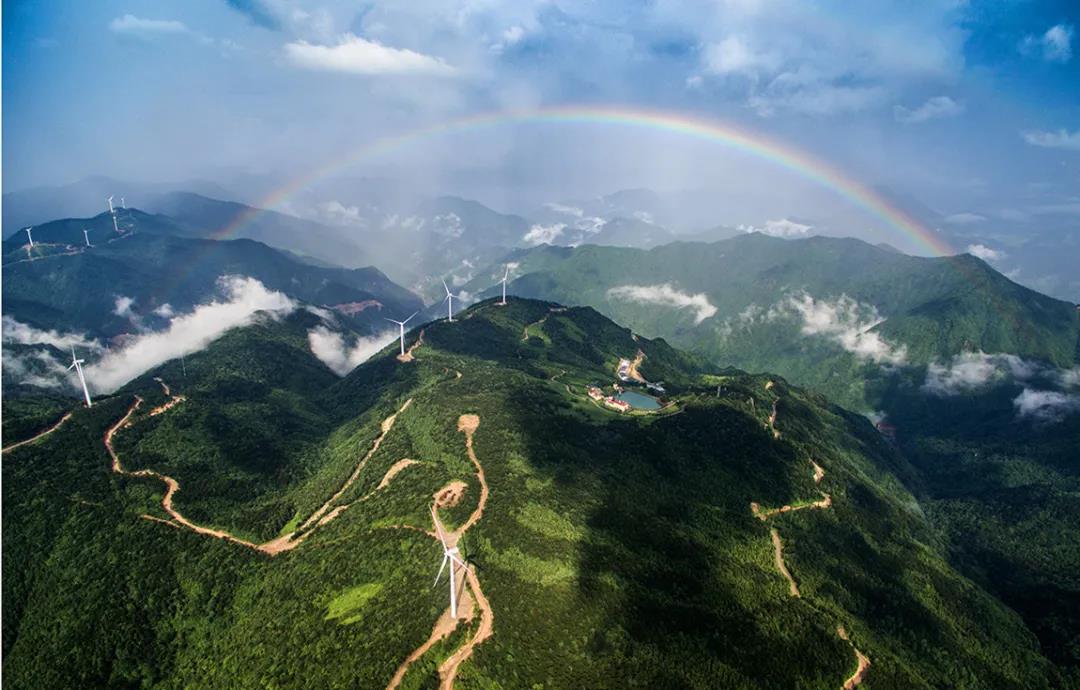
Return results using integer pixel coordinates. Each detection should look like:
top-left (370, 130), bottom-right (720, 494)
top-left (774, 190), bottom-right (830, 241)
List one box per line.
top-left (614, 390), bottom-right (662, 410)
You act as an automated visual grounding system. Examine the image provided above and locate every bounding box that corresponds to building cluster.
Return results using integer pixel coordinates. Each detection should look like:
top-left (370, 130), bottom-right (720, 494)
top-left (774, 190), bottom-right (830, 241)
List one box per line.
top-left (587, 385), bottom-right (632, 412)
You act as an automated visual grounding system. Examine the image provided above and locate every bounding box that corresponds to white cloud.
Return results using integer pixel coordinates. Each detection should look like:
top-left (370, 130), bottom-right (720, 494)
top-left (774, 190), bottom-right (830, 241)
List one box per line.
top-left (432, 212), bottom-right (464, 238)
top-left (1021, 23), bottom-right (1074, 63)
top-left (2, 348), bottom-right (72, 390)
top-left (738, 218), bottom-right (813, 238)
top-left (544, 203), bottom-right (584, 217)
top-left (523, 223), bottom-right (566, 245)
top-left (922, 351), bottom-right (1038, 396)
top-left (894, 95), bottom-right (963, 124)
top-left (153, 304), bottom-right (175, 318)
top-left (966, 243), bottom-right (1006, 262)
top-left (704, 36), bottom-right (778, 76)
top-left (944, 212), bottom-right (986, 225)
top-left (1060, 368), bottom-right (1080, 389)
top-left (1013, 388), bottom-right (1080, 423)
top-left (491, 25), bottom-right (526, 52)
top-left (783, 292), bottom-right (907, 364)
top-left (109, 15), bottom-right (191, 37)
top-left (607, 283), bottom-right (717, 324)
top-left (284, 33), bottom-right (456, 76)
top-left (114, 296), bottom-right (137, 318)
top-left (307, 326), bottom-right (395, 376)
top-left (2, 316), bottom-right (101, 353)
top-left (86, 276), bottom-right (296, 393)
top-left (1021, 128), bottom-right (1080, 152)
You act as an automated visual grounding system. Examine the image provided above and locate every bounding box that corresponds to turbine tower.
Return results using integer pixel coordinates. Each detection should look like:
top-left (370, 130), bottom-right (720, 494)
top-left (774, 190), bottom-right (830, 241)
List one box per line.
top-left (120, 196), bottom-right (126, 209)
top-left (441, 279), bottom-right (457, 322)
top-left (83, 229), bottom-right (92, 247)
top-left (107, 196), bottom-right (114, 214)
top-left (24, 227), bottom-right (34, 247)
top-left (385, 311), bottom-right (418, 356)
top-left (68, 347), bottom-right (93, 408)
top-left (431, 505), bottom-right (468, 618)
top-left (498, 265), bottom-right (510, 306)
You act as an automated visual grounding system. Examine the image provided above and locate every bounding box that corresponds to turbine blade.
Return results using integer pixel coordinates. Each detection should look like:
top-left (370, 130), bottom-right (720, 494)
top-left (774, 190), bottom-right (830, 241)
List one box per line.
top-left (442, 279), bottom-right (451, 296)
top-left (433, 553), bottom-right (449, 587)
top-left (403, 311), bottom-right (418, 324)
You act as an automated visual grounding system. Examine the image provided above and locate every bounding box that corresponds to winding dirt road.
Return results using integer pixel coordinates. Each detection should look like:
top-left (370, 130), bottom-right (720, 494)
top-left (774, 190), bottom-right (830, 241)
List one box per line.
top-left (837, 626), bottom-right (871, 689)
top-left (386, 413), bottom-right (493, 690)
top-left (149, 378), bottom-right (186, 417)
top-left (2, 411), bottom-right (73, 454)
top-left (107, 394), bottom-right (415, 556)
top-left (750, 384), bottom-right (871, 687)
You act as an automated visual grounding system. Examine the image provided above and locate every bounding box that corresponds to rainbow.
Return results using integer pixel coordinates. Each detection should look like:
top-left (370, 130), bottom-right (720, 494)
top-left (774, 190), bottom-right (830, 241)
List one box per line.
top-left (211, 105), bottom-right (954, 257)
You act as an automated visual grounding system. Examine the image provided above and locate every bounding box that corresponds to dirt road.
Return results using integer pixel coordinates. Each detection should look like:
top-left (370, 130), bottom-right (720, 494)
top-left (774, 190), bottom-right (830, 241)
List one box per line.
top-left (387, 413), bottom-right (494, 690)
top-left (2, 411), bottom-right (73, 454)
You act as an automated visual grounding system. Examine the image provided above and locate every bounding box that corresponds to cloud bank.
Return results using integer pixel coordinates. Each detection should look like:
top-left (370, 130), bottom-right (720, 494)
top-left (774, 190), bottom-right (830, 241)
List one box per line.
top-left (1021, 128), bottom-right (1080, 152)
top-left (966, 243), bottom-right (1006, 262)
top-left (285, 34), bottom-right (456, 76)
top-left (2, 316), bottom-right (101, 353)
top-left (87, 276), bottom-right (295, 392)
top-left (783, 293), bottom-right (907, 364)
top-left (607, 283), bottom-right (717, 324)
top-left (894, 96), bottom-right (964, 124)
top-left (1013, 388), bottom-right (1080, 422)
top-left (523, 223), bottom-right (566, 245)
top-left (921, 351), bottom-right (1036, 396)
top-left (308, 326), bottom-right (395, 376)
top-left (738, 219), bottom-right (814, 238)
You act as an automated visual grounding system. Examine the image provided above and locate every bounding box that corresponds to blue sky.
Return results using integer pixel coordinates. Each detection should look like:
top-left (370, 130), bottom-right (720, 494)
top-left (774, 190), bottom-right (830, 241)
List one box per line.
top-left (3, 0), bottom-right (1079, 244)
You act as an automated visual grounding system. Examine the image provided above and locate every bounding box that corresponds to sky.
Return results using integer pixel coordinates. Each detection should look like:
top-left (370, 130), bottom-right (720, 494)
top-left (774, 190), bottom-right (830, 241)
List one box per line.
top-left (3, 0), bottom-right (1079, 256)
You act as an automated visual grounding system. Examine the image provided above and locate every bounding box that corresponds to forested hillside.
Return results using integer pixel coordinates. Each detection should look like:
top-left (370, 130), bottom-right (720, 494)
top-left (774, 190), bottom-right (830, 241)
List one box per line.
top-left (2, 298), bottom-right (1063, 688)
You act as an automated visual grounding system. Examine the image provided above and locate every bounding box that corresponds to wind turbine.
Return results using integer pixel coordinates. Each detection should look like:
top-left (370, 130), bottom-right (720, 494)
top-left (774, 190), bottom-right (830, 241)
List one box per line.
top-left (68, 347), bottom-right (92, 408)
top-left (385, 311), bottom-right (418, 356)
top-left (24, 227), bottom-right (34, 248)
top-left (441, 279), bottom-right (458, 322)
top-left (111, 213), bottom-right (121, 234)
top-left (498, 265), bottom-right (510, 306)
top-left (83, 229), bottom-right (92, 247)
top-left (107, 196), bottom-right (115, 214)
top-left (120, 196), bottom-right (126, 209)
top-left (431, 505), bottom-right (468, 618)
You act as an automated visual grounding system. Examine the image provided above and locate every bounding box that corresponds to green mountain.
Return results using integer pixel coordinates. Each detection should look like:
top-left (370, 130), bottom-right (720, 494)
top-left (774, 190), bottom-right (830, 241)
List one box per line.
top-left (465, 234), bottom-right (1080, 408)
top-left (2, 298), bottom-right (1064, 688)
top-left (1, 231), bottom-right (422, 339)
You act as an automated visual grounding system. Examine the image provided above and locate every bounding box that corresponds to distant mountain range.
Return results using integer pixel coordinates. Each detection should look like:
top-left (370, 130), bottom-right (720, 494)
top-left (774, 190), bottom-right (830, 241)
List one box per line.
top-left (462, 234), bottom-right (1079, 409)
top-left (2, 230), bottom-right (421, 341)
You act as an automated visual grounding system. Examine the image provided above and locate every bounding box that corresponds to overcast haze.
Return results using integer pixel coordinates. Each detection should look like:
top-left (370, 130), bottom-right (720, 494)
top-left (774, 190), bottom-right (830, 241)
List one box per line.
top-left (3, 0), bottom-right (1079, 266)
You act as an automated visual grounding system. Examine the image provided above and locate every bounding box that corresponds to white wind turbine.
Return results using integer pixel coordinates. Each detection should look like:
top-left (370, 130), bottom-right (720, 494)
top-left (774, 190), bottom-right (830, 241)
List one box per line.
top-left (25, 227), bottom-right (35, 248)
top-left (107, 196), bottom-right (115, 214)
top-left (431, 505), bottom-right (469, 619)
top-left (497, 265), bottom-right (510, 305)
top-left (68, 347), bottom-right (93, 408)
top-left (120, 196), bottom-right (126, 209)
top-left (386, 311), bottom-right (419, 357)
top-left (441, 279), bottom-right (459, 322)
top-left (83, 229), bottom-right (92, 247)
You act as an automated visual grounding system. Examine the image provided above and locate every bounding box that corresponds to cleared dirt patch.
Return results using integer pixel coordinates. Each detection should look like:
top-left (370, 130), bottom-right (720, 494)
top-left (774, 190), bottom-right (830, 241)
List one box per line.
top-left (398, 329), bottom-right (424, 363)
top-left (435, 481), bottom-right (467, 509)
